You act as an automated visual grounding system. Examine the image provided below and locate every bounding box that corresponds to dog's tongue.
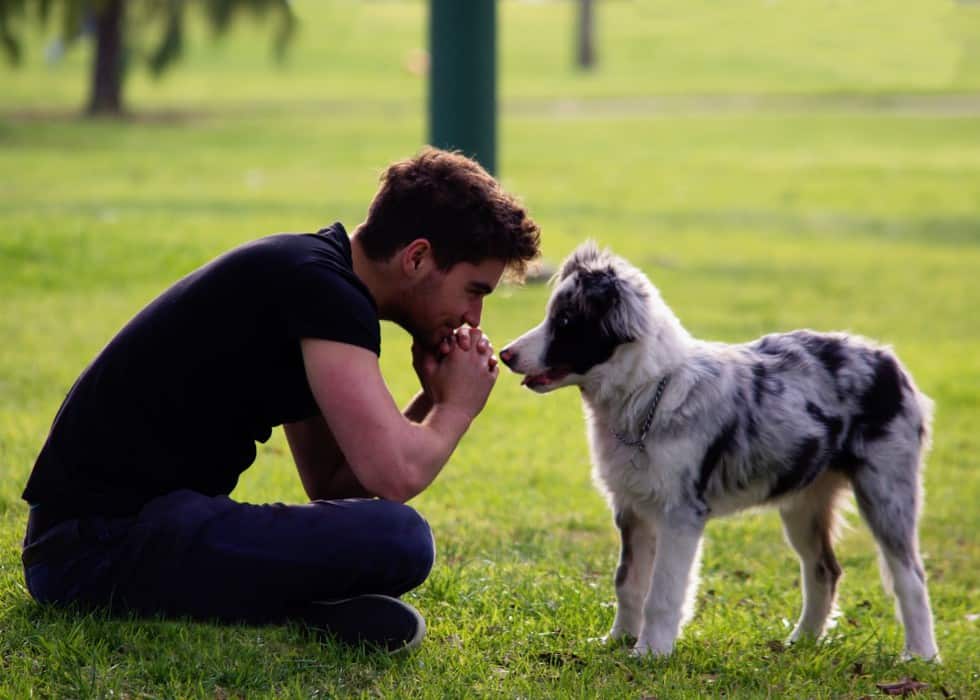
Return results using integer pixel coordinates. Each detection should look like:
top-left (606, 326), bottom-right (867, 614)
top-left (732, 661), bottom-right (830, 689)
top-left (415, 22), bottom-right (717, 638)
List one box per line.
top-left (522, 373), bottom-right (549, 388)
top-left (522, 368), bottom-right (568, 388)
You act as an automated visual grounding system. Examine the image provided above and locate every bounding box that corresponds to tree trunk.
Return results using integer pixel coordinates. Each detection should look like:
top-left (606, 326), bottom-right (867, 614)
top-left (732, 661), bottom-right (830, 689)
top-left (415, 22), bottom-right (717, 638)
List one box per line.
top-left (576, 0), bottom-right (596, 70)
top-left (87, 0), bottom-right (125, 116)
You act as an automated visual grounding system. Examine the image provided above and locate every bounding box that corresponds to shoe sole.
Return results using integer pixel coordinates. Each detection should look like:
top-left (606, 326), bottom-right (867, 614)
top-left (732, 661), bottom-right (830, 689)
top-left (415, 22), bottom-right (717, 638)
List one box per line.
top-left (309, 594), bottom-right (426, 653)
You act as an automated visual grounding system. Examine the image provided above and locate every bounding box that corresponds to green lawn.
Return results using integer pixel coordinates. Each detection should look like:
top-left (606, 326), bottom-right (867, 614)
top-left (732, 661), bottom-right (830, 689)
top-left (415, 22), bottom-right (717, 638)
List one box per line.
top-left (1, 1), bottom-right (978, 697)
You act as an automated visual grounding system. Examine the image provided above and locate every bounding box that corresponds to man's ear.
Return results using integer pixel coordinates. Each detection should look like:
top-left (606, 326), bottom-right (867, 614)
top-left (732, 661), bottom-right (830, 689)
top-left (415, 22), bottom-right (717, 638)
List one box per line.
top-left (400, 238), bottom-right (433, 277)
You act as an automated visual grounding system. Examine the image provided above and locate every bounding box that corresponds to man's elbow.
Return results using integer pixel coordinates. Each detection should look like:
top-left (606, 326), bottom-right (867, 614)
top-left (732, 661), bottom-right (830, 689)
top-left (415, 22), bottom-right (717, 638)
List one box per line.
top-left (375, 483), bottom-right (418, 504)
top-left (363, 460), bottom-right (427, 504)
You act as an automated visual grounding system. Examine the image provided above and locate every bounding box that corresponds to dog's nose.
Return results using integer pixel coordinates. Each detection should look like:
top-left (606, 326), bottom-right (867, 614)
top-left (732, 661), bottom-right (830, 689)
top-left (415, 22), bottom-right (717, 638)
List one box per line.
top-left (499, 347), bottom-right (517, 368)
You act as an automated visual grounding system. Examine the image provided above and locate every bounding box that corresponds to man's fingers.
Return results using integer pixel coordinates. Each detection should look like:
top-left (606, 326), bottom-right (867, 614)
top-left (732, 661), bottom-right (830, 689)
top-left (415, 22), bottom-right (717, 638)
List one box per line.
top-left (455, 327), bottom-right (491, 354)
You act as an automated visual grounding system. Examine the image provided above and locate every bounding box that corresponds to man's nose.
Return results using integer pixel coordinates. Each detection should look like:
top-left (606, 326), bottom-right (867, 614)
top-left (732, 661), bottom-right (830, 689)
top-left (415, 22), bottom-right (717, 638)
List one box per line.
top-left (463, 300), bottom-right (483, 328)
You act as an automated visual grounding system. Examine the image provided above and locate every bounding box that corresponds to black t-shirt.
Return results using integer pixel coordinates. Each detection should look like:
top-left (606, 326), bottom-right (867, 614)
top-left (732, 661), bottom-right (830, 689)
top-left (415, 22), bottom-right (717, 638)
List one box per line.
top-left (23, 223), bottom-right (380, 518)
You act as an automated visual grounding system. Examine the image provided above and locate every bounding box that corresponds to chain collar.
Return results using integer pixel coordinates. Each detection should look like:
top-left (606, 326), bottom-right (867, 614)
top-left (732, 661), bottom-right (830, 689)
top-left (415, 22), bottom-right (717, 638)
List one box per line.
top-left (613, 375), bottom-right (670, 449)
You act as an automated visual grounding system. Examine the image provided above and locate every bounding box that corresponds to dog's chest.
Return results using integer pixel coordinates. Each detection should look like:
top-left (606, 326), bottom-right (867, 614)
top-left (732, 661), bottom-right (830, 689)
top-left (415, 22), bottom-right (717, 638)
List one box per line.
top-left (587, 421), bottom-right (669, 501)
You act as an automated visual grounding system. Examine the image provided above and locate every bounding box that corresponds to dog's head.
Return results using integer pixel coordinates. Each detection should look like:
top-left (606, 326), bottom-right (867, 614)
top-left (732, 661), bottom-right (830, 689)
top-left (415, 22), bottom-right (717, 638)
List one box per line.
top-left (500, 241), bottom-right (652, 392)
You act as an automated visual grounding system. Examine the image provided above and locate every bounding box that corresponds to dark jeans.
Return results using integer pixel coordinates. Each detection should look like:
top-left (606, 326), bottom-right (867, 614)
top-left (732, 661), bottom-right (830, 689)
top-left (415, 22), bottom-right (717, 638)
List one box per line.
top-left (22, 489), bottom-right (435, 624)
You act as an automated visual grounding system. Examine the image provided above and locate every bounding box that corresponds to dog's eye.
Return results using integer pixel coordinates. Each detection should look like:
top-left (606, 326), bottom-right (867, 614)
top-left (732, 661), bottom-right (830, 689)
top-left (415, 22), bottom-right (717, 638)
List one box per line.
top-left (555, 314), bottom-right (571, 329)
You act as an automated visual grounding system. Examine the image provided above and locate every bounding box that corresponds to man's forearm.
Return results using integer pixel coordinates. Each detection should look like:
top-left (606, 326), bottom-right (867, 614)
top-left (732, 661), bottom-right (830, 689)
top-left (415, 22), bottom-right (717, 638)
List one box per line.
top-left (403, 390), bottom-right (434, 423)
top-left (317, 464), bottom-right (374, 500)
top-left (408, 404), bottom-right (473, 488)
top-left (285, 416), bottom-right (363, 501)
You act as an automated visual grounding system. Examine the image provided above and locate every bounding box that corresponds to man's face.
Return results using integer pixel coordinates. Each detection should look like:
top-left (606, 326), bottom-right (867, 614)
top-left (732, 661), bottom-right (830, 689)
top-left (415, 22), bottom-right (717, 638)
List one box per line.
top-left (405, 257), bottom-right (506, 349)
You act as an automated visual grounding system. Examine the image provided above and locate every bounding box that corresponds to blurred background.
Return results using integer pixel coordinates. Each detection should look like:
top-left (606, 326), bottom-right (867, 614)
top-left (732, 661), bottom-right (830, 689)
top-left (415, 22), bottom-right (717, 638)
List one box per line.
top-left (2, 2), bottom-right (979, 695)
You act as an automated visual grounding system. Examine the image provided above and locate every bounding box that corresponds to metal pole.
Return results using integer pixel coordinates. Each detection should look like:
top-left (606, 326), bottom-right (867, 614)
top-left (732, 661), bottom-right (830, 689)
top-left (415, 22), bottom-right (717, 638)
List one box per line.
top-left (576, 0), bottom-right (597, 70)
top-left (429, 0), bottom-right (497, 175)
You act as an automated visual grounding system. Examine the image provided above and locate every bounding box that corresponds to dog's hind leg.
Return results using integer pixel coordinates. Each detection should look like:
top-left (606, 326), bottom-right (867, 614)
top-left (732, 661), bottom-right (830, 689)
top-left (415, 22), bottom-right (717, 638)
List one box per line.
top-left (779, 472), bottom-right (848, 643)
top-left (607, 508), bottom-right (656, 643)
top-left (850, 450), bottom-right (938, 660)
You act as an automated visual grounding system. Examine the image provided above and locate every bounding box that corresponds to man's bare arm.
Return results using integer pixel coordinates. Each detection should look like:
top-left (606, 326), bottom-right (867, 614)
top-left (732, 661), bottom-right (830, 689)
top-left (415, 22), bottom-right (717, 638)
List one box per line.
top-left (283, 415), bottom-right (372, 500)
top-left (300, 335), bottom-right (496, 503)
top-left (402, 391), bottom-right (434, 424)
top-left (285, 389), bottom-right (437, 500)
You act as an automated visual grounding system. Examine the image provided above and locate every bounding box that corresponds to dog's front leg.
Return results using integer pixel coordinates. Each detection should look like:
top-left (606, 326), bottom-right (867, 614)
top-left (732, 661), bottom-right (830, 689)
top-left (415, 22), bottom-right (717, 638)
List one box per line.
top-left (607, 508), bottom-right (657, 643)
top-left (634, 508), bottom-right (705, 657)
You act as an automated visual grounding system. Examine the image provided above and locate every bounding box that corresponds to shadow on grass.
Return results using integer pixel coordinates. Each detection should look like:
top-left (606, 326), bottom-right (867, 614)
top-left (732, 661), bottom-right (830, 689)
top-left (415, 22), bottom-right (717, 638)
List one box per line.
top-left (0, 596), bottom-right (415, 697)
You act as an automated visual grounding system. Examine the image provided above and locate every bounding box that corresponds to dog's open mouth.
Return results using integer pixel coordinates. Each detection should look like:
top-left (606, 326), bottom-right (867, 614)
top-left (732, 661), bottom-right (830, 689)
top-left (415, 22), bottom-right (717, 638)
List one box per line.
top-left (521, 367), bottom-right (570, 388)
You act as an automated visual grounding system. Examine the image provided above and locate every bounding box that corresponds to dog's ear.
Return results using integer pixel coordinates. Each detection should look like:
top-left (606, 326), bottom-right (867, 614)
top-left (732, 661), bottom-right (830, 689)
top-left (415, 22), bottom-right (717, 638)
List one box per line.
top-left (581, 268), bottom-right (621, 316)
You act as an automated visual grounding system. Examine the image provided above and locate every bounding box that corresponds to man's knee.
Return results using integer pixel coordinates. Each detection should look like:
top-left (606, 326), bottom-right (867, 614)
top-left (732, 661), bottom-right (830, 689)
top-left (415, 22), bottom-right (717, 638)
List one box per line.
top-left (304, 498), bottom-right (435, 596)
top-left (381, 502), bottom-right (435, 591)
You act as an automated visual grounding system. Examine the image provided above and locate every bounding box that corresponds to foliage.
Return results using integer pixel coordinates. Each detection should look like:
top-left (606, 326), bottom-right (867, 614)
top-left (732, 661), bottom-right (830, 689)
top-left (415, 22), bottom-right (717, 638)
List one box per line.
top-left (0, 0), bottom-right (295, 70)
top-left (0, 0), bottom-right (295, 114)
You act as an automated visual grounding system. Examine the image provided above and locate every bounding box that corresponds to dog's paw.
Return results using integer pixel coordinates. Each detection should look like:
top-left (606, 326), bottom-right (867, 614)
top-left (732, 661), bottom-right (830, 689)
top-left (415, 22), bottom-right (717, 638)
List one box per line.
top-left (900, 648), bottom-right (941, 663)
top-left (786, 628), bottom-right (813, 645)
top-left (594, 633), bottom-right (635, 648)
top-left (786, 626), bottom-right (831, 652)
top-left (630, 640), bottom-right (674, 658)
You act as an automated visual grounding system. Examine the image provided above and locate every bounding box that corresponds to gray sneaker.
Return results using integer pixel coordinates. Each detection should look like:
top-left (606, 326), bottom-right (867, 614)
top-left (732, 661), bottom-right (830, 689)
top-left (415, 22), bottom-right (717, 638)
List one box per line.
top-left (308, 594), bottom-right (426, 653)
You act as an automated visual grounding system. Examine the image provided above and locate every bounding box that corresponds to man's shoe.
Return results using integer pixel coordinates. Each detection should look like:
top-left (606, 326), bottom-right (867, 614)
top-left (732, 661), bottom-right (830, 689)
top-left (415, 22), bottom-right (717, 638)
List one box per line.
top-left (308, 594), bottom-right (426, 653)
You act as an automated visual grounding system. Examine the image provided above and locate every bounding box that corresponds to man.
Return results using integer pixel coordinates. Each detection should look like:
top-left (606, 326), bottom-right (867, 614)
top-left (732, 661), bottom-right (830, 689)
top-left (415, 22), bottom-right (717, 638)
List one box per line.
top-left (21, 148), bottom-right (541, 652)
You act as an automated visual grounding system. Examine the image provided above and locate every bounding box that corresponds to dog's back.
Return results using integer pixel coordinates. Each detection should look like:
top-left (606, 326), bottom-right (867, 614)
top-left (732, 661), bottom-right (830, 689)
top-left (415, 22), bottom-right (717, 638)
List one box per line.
top-left (677, 329), bottom-right (932, 509)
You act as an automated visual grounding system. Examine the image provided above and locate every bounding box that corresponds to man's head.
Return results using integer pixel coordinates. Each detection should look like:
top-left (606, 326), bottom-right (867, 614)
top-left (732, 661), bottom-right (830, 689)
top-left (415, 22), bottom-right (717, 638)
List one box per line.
top-left (358, 147), bottom-right (540, 275)
top-left (356, 148), bottom-right (541, 347)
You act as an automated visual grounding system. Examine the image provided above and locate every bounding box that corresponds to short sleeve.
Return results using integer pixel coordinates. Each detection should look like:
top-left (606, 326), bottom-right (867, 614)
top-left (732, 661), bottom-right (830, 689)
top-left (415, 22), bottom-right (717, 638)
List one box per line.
top-left (281, 260), bottom-right (381, 356)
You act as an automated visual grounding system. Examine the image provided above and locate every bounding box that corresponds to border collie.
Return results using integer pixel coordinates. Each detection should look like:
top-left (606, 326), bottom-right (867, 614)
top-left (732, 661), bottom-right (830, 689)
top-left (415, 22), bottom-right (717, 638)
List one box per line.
top-left (499, 242), bottom-right (938, 660)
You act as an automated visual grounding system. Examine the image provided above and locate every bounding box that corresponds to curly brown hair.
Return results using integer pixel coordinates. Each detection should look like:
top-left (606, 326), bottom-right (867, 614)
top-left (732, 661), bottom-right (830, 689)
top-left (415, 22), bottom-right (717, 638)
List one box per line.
top-left (357, 147), bottom-right (541, 280)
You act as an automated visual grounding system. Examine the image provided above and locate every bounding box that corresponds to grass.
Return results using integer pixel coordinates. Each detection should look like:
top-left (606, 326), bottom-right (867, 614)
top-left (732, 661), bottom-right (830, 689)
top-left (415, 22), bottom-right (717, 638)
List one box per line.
top-left (1, 1), bottom-right (979, 697)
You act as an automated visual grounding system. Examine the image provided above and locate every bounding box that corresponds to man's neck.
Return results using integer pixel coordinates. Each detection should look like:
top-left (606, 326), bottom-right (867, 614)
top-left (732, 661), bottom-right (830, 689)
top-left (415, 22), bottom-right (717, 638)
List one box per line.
top-left (350, 226), bottom-right (398, 321)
